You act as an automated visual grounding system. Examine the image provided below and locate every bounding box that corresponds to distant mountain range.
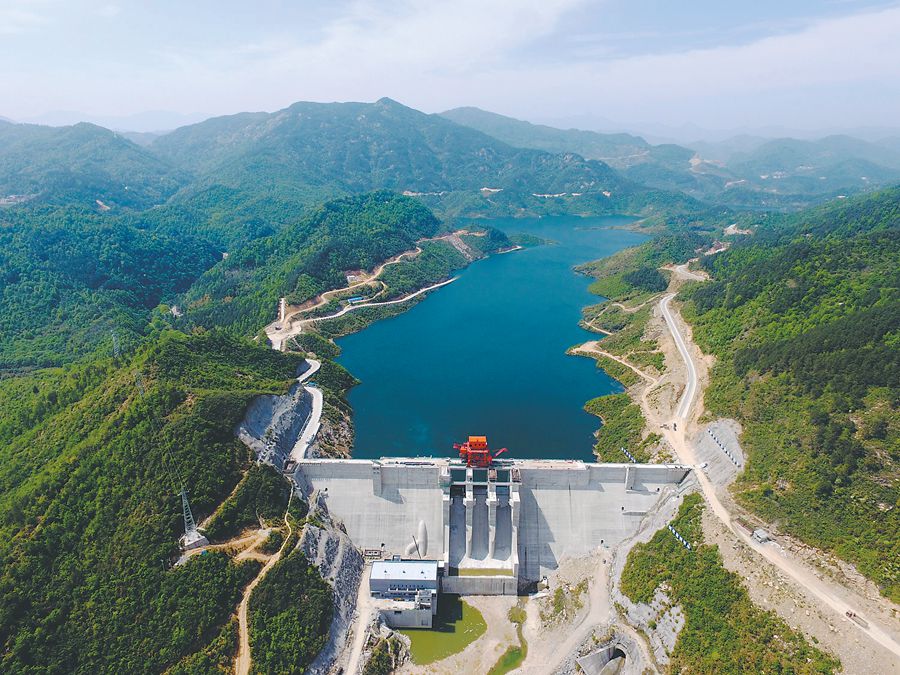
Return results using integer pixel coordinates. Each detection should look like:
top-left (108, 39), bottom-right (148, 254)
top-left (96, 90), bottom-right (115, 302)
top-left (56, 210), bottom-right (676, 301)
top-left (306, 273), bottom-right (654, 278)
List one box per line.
top-left (441, 107), bottom-right (900, 209)
top-left (441, 106), bottom-right (692, 169)
top-left (150, 97), bottom-right (645, 215)
top-left (0, 121), bottom-right (187, 208)
top-left (15, 109), bottom-right (209, 133)
top-left (1, 98), bottom-right (699, 220)
top-left (2, 98), bottom-right (898, 217)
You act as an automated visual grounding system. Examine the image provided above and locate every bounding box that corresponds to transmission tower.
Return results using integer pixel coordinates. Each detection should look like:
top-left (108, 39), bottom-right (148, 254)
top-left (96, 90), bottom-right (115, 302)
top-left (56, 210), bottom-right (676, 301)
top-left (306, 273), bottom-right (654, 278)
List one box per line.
top-left (134, 368), bottom-right (208, 550)
top-left (180, 486), bottom-right (207, 549)
top-left (110, 329), bottom-right (120, 359)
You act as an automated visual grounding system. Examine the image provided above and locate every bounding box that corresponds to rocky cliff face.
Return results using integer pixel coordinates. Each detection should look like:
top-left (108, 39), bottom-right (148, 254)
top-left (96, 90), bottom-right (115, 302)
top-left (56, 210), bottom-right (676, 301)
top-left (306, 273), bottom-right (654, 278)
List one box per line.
top-left (236, 374), bottom-right (313, 469)
top-left (607, 483), bottom-right (695, 671)
top-left (299, 491), bottom-right (364, 674)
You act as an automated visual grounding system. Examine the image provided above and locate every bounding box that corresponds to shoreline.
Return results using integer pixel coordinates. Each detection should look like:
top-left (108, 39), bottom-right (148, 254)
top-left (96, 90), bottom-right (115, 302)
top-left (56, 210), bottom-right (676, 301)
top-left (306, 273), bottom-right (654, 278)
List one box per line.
top-left (266, 229), bottom-right (525, 350)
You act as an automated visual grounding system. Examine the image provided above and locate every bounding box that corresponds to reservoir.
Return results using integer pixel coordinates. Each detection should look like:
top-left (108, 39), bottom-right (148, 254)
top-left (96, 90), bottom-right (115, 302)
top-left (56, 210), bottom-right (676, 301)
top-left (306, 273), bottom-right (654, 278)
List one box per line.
top-left (336, 215), bottom-right (647, 460)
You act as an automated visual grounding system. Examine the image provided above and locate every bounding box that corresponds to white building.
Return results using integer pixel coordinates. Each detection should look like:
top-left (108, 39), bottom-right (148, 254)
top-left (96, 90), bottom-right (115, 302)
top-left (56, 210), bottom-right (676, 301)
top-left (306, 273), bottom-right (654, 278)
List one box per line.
top-left (370, 558), bottom-right (439, 628)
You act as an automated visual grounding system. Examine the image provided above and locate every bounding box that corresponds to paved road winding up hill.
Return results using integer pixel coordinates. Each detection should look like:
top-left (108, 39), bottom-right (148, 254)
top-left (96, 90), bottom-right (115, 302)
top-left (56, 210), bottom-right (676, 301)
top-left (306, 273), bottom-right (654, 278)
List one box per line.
top-left (660, 293), bottom-right (698, 420)
top-left (658, 291), bottom-right (900, 660)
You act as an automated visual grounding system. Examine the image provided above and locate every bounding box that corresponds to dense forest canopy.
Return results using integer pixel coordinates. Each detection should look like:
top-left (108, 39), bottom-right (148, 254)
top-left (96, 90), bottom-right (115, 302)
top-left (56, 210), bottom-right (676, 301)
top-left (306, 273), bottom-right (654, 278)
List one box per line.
top-left (0, 204), bottom-right (219, 372)
top-left (0, 121), bottom-right (186, 208)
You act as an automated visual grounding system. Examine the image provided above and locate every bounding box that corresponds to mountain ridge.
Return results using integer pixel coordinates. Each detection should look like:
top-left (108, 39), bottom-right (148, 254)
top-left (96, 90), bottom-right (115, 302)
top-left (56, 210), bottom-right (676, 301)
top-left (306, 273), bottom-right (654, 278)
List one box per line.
top-left (441, 106), bottom-right (900, 208)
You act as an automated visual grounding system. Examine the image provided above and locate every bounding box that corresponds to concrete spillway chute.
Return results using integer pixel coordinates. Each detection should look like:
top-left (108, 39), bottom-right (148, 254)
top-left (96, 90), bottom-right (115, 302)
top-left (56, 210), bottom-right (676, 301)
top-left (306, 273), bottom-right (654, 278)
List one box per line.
top-left (294, 455), bottom-right (692, 589)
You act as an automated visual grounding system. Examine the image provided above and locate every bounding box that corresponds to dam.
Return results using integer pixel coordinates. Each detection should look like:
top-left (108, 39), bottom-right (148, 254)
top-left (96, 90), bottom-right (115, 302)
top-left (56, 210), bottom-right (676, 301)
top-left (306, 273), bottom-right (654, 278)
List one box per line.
top-left (293, 456), bottom-right (690, 593)
top-left (236, 365), bottom-right (691, 595)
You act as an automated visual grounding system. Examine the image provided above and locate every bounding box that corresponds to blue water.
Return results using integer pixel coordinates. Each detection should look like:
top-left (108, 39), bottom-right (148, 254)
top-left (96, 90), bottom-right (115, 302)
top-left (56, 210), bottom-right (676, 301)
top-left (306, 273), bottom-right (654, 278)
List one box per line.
top-left (336, 215), bottom-right (647, 461)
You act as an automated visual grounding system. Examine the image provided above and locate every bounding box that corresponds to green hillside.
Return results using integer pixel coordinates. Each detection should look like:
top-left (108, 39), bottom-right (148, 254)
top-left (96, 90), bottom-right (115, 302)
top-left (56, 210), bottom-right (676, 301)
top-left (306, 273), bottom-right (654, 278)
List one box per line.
top-left (730, 134), bottom-right (900, 171)
top-left (0, 331), bottom-right (310, 673)
top-left (622, 494), bottom-right (839, 673)
top-left (440, 107), bottom-right (900, 209)
top-left (690, 136), bottom-right (900, 207)
top-left (151, 98), bottom-right (697, 221)
top-left (0, 189), bottom-right (446, 373)
top-left (438, 106), bottom-right (725, 201)
top-left (153, 98), bottom-right (625, 194)
top-left (0, 122), bottom-right (186, 209)
top-left (439, 106), bottom-right (665, 166)
top-left (684, 187), bottom-right (900, 600)
top-left (177, 191), bottom-right (442, 335)
top-left (0, 204), bottom-right (219, 372)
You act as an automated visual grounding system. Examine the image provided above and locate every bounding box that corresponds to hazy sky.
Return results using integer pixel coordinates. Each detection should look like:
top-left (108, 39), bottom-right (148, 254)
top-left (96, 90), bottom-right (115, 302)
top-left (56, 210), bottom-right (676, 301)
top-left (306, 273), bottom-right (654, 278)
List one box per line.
top-left (2, 0), bottom-right (899, 135)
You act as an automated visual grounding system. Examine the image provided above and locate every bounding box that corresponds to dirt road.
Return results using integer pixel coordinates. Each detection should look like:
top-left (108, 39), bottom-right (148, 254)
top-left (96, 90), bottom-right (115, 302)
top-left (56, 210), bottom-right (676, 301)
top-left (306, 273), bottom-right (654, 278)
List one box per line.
top-left (525, 558), bottom-right (612, 674)
top-left (343, 566), bottom-right (373, 675)
top-left (300, 277), bottom-right (457, 325)
top-left (659, 294), bottom-right (697, 420)
top-left (572, 342), bottom-right (658, 384)
top-left (235, 492), bottom-right (296, 675)
top-left (268, 276), bottom-right (457, 349)
top-left (658, 294), bottom-right (900, 659)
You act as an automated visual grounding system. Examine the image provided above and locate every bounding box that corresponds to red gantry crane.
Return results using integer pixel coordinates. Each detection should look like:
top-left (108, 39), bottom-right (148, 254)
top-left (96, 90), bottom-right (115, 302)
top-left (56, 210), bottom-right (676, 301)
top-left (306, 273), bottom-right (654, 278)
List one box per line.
top-left (454, 435), bottom-right (509, 467)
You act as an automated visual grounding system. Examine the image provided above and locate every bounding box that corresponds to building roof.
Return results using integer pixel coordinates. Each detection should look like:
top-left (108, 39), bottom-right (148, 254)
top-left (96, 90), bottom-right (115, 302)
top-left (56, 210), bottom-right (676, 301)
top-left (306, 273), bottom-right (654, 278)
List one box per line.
top-left (371, 560), bottom-right (438, 583)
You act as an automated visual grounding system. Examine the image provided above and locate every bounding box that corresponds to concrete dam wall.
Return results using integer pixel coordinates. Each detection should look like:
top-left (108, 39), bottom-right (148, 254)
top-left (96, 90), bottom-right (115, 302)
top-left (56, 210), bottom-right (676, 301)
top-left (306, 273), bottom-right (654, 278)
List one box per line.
top-left (294, 458), bottom-right (690, 586)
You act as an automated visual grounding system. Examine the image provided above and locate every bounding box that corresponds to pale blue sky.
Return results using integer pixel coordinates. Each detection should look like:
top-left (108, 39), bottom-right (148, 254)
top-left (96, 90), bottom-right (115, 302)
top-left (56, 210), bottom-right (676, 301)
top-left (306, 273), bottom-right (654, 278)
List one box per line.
top-left (2, 0), bottom-right (899, 135)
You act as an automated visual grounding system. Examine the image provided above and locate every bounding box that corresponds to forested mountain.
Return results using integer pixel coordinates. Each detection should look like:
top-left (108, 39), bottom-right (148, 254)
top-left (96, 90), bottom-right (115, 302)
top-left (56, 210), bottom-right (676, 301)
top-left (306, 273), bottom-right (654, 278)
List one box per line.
top-left (645, 133), bottom-right (900, 208)
top-left (152, 98), bottom-right (626, 193)
top-left (0, 121), bottom-right (186, 208)
top-left (0, 331), bottom-right (307, 673)
top-left (729, 134), bottom-right (900, 172)
top-left (150, 98), bottom-right (695, 220)
top-left (437, 106), bottom-right (732, 207)
top-left (685, 187), bottom-right (900, 600)
top-left (0, 204), bottom-right (219, 372)
top-left (178, 191), bottom-right (441, 335)
top-left (440, 106), bottom-right (692, 169)
top-left (722, 135), bottom-right (900, 198)
top-left (441, 107), bottom-right (900, 210)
